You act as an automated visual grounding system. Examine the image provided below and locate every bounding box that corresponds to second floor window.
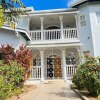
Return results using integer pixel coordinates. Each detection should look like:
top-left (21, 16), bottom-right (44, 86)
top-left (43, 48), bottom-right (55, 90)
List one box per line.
top-left (96, 12), bottom-right (100, 24)
top-left (80, 15), bottom-right (86, 27)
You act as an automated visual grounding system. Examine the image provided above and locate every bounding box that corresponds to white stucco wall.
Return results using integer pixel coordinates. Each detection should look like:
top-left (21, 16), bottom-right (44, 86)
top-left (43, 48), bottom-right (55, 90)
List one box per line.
top-left (88, 4), bottom-right (100, 57)
top-left (0, 29), bottom-right (26, 50)
top-left (77, 4), bottom-right (94, 56)
top-left (17, 17), bottom-right (29, 30)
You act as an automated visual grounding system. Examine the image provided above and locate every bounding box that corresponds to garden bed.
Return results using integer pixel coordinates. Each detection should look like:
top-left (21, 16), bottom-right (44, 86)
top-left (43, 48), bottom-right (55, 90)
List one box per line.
top-left (71, 85), bottom-right (98, 100)
top-left (7, 85), bottom-right (37, 100)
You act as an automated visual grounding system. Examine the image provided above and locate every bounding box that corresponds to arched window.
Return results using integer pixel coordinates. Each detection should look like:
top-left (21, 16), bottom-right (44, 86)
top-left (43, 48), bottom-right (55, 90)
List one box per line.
top-left (66, 53), bottom-right (76, 65)
top-left (33, 55), bottom-right (41, 66)
top-left (46, 26), bottom-right (60, 30)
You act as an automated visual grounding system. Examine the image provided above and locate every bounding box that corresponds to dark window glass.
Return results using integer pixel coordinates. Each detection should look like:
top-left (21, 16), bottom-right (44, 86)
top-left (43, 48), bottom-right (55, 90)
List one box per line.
top-left (0, 53), bottom-right (2, 60)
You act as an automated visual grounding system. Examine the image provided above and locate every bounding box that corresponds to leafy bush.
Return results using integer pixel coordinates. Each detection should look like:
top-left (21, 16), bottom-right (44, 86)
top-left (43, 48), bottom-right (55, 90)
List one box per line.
top-left (0, 44), bottom-right (32, 79)
top-left (0, 61), bottom-right (25, 100)
top-left (72, 57), bottom-right (100, 96)
top-left (15, 44), bottom-right (32, 72)
top-left (0, 44), bottom-right (14, 64)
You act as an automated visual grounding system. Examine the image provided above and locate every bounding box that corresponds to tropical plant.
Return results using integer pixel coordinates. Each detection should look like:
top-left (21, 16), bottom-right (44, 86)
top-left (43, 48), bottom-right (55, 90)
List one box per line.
top-left (72, 57), bottom-right (100, 96)
top-left (0, 44), bottom-right (32, 79)
top-left (0, 44), bottom-right (14, 64)
top-left (0, 61), bottom-right (25, 100)
top-left (15, 44), bottom-right (32, 72)
top-left (0, 0), bottom-right (26, 28)
top-left (0, 6), bottom-right (5, 27)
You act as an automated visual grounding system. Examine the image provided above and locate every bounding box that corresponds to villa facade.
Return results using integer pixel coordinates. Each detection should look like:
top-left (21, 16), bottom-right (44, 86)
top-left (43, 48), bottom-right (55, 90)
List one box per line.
top-left (0, 0), bottom-right (100, 83)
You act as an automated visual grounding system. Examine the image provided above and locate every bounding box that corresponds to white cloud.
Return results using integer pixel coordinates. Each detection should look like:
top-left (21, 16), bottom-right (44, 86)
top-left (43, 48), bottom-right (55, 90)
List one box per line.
top-left (67, 0), bottom-right (78, 7)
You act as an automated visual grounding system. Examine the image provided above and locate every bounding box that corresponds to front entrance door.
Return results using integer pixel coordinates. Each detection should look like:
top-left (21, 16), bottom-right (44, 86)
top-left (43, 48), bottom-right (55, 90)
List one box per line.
top-left (47, 55), bottom-right (62, 79)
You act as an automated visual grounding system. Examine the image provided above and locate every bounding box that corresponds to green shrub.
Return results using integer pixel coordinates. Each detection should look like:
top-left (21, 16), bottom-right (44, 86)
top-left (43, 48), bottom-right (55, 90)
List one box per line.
top-left (0, 61), bottom-right (25, 100)
top-left (72, 57), bottom-right (100, 96)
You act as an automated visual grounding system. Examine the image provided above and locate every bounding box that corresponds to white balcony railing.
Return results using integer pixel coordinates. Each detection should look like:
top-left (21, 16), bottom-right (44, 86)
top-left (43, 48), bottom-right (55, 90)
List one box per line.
top-left (31, 66), bottom-right (41, 79)
top-left (29, 28), bottom-right (78, 41)
top-left (66, 65), bottom-right (77, 80)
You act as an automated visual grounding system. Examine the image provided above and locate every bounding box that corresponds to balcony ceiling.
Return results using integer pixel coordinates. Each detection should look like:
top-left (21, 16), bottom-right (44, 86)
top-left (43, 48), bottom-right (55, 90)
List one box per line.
top-left (30, 14), bottom-right (75, 25)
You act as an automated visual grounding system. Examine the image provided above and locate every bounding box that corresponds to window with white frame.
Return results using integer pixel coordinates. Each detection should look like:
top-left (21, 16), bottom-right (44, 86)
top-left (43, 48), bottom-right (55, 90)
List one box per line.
top-left (80, 15), bottom-right (86, 26)
top-left (33, 55), bottom-right (41, 66)
top-left (96, 12), bottom-right (100, 24)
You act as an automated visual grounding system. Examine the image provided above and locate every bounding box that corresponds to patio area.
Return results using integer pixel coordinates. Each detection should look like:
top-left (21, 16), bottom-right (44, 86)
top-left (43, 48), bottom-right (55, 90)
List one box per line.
top-left (19, 80), bottom-right (81, 100)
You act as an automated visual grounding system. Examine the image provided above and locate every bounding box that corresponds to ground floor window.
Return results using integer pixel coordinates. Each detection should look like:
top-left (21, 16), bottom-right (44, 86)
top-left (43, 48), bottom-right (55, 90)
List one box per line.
top-left (0, 52), bottom-right (2, 60)
top-left (33, 55), bottom-right (41, 66)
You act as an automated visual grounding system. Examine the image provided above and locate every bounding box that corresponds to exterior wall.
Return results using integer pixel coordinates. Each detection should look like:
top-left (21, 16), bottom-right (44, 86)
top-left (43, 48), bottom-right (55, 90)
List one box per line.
top-left (0, 29), bottom-right (26, 50)
top-left (88, 4), bottom-right (100, 57)
top-left (17, 17), bottom-right (29, 31)
top-left (77, 4), bottom-right (94, 56)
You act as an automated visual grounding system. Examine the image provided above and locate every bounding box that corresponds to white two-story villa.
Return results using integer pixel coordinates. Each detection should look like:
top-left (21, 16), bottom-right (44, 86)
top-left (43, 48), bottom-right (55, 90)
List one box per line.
top-left (0, 0), bottom-right (100, 83)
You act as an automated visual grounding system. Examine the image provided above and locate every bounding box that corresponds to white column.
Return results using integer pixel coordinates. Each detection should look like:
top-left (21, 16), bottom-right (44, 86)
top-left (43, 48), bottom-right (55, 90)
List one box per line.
top-left (62, 50), bottom-right (67, 82)
top-left (75, 14), bottom-right (79, 38)
top-left (27, 17), bottom-right (30, 32)
top-left (59, 16), bottom-right (64, 40)
top-left (40, 17), bottom-right (44, 40)
top-left (40, 51), bottom-right (44, 81)
top-left (77, 46), bottom-right (84, 64)
top-left (75, 14), bottom-right (78, 28)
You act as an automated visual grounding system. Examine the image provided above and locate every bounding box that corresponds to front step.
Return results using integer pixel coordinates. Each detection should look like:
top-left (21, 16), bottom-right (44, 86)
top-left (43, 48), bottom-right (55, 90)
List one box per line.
top-left (43, 79), bottom-right (64, 84)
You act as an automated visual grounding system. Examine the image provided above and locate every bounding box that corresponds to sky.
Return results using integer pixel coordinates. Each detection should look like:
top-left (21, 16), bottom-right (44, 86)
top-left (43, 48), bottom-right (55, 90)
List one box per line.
top-left (21, 0), bottom-right (76, 10)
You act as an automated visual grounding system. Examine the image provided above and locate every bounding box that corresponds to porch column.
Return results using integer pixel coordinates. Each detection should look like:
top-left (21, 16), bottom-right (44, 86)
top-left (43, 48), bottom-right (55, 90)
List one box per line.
top-left (40, 50), bottom-right (44, 81)
top-left (75, 14), bottom-right (79, 38)
top-left (40, 17), bottom-right (44, 40)
top-left (27, 17), bottom-right (30, 32)
top-left (77, 46), bottom-right (84, 64)
top-left (62, 50), bottom-right (67, 82)
top-left (59, 16), bottom-right (64, 40)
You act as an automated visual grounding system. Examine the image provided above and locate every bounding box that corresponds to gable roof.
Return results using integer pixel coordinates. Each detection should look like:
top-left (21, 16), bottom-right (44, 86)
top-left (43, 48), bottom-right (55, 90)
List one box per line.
top-left (70, 0), bottom-right (100, 8)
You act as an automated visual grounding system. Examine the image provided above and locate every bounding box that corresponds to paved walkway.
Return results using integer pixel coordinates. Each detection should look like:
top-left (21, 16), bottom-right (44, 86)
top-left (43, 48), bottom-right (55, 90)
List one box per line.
top-left (19, 80), bottom-right (81, 100)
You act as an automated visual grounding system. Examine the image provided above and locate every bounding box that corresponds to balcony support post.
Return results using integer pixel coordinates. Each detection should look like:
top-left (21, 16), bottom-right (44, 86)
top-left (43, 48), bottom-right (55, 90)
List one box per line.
top-left (40, 17), bottom-right (44, 40)
top-left (62, 50), bottom-right (67, 82)
top-left (27, 17), bottom-right (30, 32)
top-left (40, 50), bottom-right (44, 81)
top-left (59, 16), bottom-right (64, 40)
top-left (75, 14), bottom-right (79, 38)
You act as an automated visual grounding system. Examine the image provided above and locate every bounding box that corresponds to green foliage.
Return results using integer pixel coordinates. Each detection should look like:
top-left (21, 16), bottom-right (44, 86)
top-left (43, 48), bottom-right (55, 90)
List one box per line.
top-left (0, 44), bottom-right (32, 74)
top-left (0, 0), bottom-right (26, 29)
top-left (72, 57), bottom-right (100, 96)
top-left (0, 61), bottom-right (25, 100)
top-left (0, 6), bottom-right (5, 27)
top-left (98, 95), bottom-right (100, 100)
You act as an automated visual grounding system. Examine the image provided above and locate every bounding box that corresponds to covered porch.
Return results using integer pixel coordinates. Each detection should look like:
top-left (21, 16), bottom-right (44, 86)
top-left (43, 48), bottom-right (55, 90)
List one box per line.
top-left (27, 44), bottom-right (83, 82)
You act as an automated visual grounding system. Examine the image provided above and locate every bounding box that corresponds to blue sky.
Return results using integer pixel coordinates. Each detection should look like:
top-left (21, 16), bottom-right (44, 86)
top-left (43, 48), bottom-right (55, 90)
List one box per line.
top-left (21, 0), bottom-right (74, 10)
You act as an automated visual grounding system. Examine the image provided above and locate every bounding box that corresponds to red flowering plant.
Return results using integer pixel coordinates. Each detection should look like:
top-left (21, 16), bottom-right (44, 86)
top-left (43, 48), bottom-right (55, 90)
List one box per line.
top-left (0, 44), bottom-right (15, 64)
top-left (0, 44), bottom-right (32, 80)
top-left (15, 45), bottom-right (32, 80)
top-left (72, 56), bottom-right (100, 96)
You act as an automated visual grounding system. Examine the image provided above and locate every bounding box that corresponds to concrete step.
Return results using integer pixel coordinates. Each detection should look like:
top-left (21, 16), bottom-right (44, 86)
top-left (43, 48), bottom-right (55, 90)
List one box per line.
top-left (43, 79), bottom-right (65, 84)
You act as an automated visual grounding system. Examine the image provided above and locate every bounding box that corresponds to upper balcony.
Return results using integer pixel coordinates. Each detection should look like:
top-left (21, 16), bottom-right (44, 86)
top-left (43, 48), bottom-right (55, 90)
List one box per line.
top-left (26, 9), bottom-right (80, 45)
top-left (29, 28), bottom-right (79, 44)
